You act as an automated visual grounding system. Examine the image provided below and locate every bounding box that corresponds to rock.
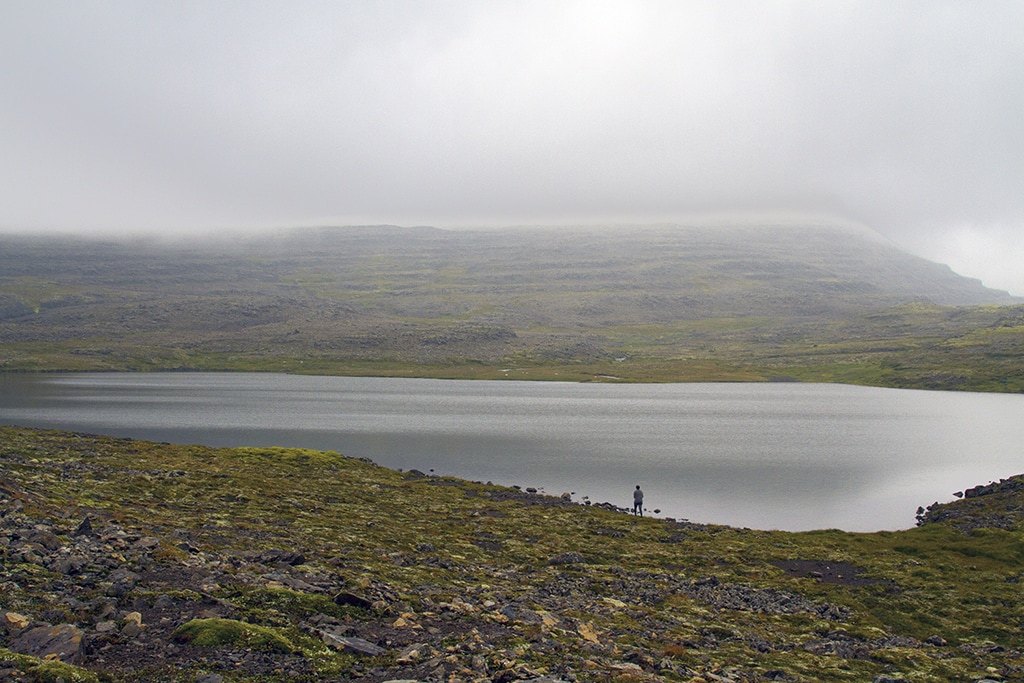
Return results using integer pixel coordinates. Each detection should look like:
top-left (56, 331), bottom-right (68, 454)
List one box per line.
top-left (154, 594), bottom-right (175, 609)
top-left (122, 621), bottom-right (144, 638)
top-left (608, 663), bottom-right (643, 674)
top-left (577, 622), bottom-right (599, 643)
top-left (255, 548), bottom-right (307, 566)
top-left (50, 553), bottom-right (89, 575)
top-left (28, 529), bottom-right (61, 551)
top-left (392, 614), bottom-right (418, 628)
top-left (10, 623), bottom-right (84, 662)
top-left (500, 606), bottom-right (542, 625)
top-left (106, 579), bottom-right (136, 598)
top-left (321, 632), bottom-right (385, 656)
top-left (122, 611), bottom-right (144, 637)
top-left (872, 676), bottom-right (909, 683)
top-left (333, 590), bottom-right (373, 609)
top-left (95, 620), bottom-right (117, 633)
top-left (548, 551), bottom-right (585, 565)
top-left (3, 612), bottom-right (30, 631)
top-left (396, 642), bottom-right (430, 663)
top-left (134, 536), bottom-right (160, 550)
top-left (195, 675), bottom-right (224, 683)
top-left (925, 634), bottom-right (947, 646)
top-left (73, 515), bottom-right (94, 536)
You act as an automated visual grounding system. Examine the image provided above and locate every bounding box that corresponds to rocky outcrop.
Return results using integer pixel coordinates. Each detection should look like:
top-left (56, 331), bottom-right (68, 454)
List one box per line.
top-left (916, 474), bottom-right (1024, 531)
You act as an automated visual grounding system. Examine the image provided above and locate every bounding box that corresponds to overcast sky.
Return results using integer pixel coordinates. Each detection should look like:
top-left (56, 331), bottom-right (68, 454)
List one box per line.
top-left (2, 1), bottom-right (1022, 294)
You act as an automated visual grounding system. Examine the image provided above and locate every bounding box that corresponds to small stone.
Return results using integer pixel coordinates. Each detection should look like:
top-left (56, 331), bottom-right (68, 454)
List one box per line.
top-left (605, 663), bottom-right (643, 678)
top-left (333, 591), bottom-right (373, 610)
top-left (95, 621), bottom-right (117, 633)
top-left (925, 634), bottom-right (947, 646)
top-left (122, 612), bottom-right (144, 637)
top-left (195, 675), bottom-right (224, 683)
top-left (321, 633), bottom-right (385, 656)
top-left (3, 612), bottom-right (31, 631)
top-left (393, 615), bottom-right (419, 628)
top-left (538, 611), bottom-right (559, 629)
top-left (577, 622), bottom-right (599, 643)
top-left (105, 569), bottom-right (140, 598)
top-left (396, 642), bottom-right (429, 664)
top-left (122, 621), bottom-right (144, 638)
top-left (73, 516), bottom-right (94, 536)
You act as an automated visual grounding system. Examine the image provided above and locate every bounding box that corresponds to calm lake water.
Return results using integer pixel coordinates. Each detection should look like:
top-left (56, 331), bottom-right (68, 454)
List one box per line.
top-left (1, 372), bottom-right (1021, 531)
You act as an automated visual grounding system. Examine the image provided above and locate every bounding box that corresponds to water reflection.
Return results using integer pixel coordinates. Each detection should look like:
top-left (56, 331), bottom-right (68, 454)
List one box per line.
top-left (0, 373), bottom-right (1020, 531)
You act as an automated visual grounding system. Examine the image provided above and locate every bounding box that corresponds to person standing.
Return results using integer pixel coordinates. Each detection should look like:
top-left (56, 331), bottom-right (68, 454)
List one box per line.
top-left (632, 485), bottom-right (644, 516)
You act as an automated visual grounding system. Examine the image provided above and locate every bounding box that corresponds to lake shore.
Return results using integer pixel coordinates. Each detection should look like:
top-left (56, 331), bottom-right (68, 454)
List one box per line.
top-left (1, 426), bottom-right (1023, 682)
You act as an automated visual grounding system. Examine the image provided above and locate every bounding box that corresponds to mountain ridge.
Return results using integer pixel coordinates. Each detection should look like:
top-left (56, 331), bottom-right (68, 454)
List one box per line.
top-left (0, 223), bottom-right (1021, 391)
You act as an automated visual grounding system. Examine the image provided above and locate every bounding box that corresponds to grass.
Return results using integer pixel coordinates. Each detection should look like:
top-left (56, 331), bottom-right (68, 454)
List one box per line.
top-left (1, 426), bottom-right (1022, 680)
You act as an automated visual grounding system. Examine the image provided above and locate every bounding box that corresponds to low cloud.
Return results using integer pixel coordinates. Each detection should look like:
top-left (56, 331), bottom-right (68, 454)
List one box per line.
top-left (1, 1), bottom-right (1022, 293)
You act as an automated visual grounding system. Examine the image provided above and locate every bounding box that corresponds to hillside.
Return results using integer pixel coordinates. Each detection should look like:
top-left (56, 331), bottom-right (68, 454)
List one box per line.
top-left (1, 223), bottom-right (1022, 391)
top-left (1, 427), bottom-right (1022, 682)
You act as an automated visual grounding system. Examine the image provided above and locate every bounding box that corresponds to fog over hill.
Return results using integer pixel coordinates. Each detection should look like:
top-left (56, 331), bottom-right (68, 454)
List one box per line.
top-left (1, 222), bottom-right (1022, 391)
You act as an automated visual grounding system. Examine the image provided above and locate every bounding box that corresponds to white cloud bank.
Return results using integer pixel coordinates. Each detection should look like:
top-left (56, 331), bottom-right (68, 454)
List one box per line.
top-left (1, 1), bottom-right (1022, 294)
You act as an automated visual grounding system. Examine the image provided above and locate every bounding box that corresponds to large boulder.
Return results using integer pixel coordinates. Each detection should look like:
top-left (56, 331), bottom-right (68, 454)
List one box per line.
top-left (10, 623), bottom-right (84, 662)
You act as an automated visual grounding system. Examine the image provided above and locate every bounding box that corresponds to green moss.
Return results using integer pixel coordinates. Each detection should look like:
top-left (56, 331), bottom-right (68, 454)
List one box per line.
top-left (0, 648), bottom-right (100, 683)
top-left (226, 586), bottom-right (358, 623)
top-left (172, 618), bottom-right (297, 653)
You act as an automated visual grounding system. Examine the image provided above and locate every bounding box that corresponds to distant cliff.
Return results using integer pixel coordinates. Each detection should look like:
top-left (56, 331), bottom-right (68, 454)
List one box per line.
top-left (1, 223), bottom-right (1022, 391)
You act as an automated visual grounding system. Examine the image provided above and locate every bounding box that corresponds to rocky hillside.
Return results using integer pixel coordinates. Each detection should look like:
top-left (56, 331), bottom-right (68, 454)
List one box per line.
top-left (1, 427), bottom-right (1021, 682)
top-left (1, 224), bottom-right (1023, 391)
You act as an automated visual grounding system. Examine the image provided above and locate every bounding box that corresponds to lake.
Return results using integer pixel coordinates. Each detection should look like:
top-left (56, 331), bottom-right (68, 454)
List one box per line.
top-left (0, 372), bottom-right (1021, 531)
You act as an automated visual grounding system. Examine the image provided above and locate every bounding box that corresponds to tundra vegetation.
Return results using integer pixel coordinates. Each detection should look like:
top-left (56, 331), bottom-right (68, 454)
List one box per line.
top-left (0, 427), bottom-right (1022, 681)
top-left (1, 224), bottom-right (1022, 392)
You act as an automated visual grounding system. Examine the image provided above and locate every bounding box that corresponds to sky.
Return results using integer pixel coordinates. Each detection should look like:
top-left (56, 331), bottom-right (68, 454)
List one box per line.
top-left (1, 1), bottom-right (1023, 295)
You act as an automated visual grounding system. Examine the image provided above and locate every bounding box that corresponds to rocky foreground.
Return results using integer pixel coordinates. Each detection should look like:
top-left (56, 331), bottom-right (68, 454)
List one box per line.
top-left (0, 427), bottom-right (1022, 682)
